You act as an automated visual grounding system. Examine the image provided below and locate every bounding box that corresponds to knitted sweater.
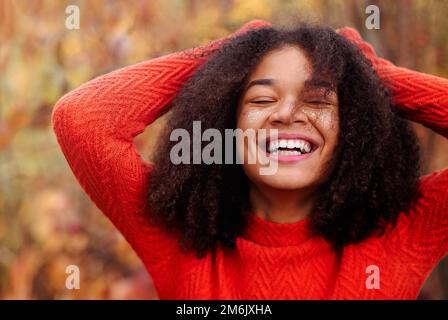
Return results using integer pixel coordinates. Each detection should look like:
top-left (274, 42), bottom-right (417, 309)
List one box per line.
top-left (51, 22), bottom-right (448, 299)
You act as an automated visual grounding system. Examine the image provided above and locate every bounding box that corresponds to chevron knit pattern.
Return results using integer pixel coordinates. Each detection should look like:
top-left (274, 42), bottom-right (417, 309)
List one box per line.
top-left (52, 21), bottom-right (448, 299)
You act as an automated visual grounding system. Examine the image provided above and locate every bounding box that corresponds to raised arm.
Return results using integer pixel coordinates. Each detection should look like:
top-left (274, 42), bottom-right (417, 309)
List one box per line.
top-left (51, 20), bottom-right (272, 280)
top-left (339, 28), bottom-right (448, 264)
top-left (338, 27), bottom-right (448, 137)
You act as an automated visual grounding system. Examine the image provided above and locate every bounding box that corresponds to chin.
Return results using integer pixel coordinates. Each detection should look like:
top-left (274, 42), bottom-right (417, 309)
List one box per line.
top-left (257, 173), bottom-right (318, 191)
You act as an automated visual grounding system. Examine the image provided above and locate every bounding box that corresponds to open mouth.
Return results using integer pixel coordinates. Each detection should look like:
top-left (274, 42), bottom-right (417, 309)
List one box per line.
top-left (262, 135), bottom-right (319, 162)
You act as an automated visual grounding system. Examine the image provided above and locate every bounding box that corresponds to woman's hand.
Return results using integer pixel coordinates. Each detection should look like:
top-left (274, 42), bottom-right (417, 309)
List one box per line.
top-left (181, 20), bottom-right (272, 59)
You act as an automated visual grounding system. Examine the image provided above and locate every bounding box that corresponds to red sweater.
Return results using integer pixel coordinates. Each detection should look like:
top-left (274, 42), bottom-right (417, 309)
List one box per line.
top-left (52, 23), bottom-right (448, 299)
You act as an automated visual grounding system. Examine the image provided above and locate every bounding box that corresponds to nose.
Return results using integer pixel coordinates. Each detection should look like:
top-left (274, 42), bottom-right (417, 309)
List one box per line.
top-left (269, 100), bottom-right (308, 126)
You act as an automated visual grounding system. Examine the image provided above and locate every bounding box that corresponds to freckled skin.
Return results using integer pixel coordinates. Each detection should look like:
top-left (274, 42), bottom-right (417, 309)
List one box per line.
top-left (236, 45), bottom-right (340, 193)
top-left (299, 106), bottom-right (339, 131)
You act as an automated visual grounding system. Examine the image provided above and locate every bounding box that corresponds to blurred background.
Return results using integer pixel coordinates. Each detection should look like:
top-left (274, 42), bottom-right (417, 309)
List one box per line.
top-left (0, 0), bottom-right (447, 299)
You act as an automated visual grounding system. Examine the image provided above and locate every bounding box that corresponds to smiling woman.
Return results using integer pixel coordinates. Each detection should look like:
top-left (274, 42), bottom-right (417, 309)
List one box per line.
top-left (236, 45), bottom-right (341, 220)
top-left (51, 20), bottom-right (448, 299)
top-left (148, 22), bottom-right (423, 253)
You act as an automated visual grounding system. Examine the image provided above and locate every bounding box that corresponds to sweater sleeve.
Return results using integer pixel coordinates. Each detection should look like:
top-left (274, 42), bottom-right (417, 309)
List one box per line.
top-left (51, 51), bottom-right (209, 278)
top-left (374, 47), bottom-right (448, 264)
top-left (383, 65), bottom-right (448, 264)
top-left (338, 28), bottom-right (448, 264)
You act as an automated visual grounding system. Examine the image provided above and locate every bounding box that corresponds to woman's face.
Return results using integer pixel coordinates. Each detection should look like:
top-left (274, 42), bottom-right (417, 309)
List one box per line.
top-left (236, 45), bottom-right (340, 191)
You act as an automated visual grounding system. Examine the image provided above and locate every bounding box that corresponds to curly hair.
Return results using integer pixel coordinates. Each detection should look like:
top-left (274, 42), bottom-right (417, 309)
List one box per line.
top-left (145, 23), bottom-right (422, 258)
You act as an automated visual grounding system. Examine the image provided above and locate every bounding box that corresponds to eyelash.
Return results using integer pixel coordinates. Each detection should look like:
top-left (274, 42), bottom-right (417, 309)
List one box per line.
top-left (306, 100), bottom-right (332, 106)
top-left (252, 100), bottom-right (331, 106)
top-left (251, 100), bottom-right (275, 104)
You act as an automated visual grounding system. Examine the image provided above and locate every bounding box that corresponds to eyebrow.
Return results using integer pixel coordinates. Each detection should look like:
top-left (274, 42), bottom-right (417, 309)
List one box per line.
top-left (303, 78), bottom-right (336, 92)
top-left (244, 78), bottom-right (278, 91)
top-left (244, 77), bottom-right (335, 92)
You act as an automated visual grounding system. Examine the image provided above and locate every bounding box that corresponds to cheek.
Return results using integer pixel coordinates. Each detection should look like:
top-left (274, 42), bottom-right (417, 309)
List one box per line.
top-left (299, 107), bottom-right (339, 131)
top-left (300, 107), bottom-right (339, 153)
top-left (236, 108), bottom-right (272, 165)
top-left (237, 108), bottom-right (272, 130)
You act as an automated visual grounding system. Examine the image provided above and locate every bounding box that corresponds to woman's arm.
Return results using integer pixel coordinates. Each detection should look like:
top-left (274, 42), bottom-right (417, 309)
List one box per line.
top-left (338, 27), bottom-right (448, 137)
top-left (339, 28), bottom-right (448, 263)
top-left (51, 20), bottom-right (271, 280)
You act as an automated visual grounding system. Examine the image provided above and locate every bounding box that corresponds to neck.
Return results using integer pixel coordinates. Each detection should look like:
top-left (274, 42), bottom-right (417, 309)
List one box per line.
top-left (249, 183), bottom-right (316, 224)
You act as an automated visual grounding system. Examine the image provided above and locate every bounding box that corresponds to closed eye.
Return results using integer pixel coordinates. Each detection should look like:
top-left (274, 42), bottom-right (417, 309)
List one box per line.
top-left (251, 100), bottom-right (275, 104)
top-left (308, 100), bottom-right (328, 104)
top-left (306, 100), bottom-right (333, 106)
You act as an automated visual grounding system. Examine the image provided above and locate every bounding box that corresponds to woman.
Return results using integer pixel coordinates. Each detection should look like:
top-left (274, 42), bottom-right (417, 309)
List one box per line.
top-left (52, 20), bottom-right (448, 299)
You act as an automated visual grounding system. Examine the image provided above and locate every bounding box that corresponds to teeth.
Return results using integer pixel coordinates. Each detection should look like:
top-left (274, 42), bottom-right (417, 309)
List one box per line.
top-left (279, 140), bottom-right (288, 148)
top-left (287, 140), bottom-right (295, 149)
top-left (269, 140), bottom-right (279, 152)
top-left (274, 150), bottom-right (302, 156)
top-left (268, 139), bottom-right (313, 154)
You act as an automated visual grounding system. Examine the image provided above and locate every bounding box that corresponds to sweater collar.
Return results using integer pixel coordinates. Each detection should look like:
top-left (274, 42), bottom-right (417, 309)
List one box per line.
top-left (243, 212), bottom-right (313, 247)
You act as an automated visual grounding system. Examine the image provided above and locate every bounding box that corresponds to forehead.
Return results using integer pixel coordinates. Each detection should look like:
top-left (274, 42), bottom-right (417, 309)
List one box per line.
top-left (247, 45), bottom-right (313, 85)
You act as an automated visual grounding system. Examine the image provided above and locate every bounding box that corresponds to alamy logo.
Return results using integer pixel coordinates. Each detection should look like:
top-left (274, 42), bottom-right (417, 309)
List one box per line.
top-left (365, 265), bottom-right (380, 289)
top-left (65, 264), bottom-right (80, 290)
top-left (65, 5), bottom-right (80, 30)
top-left (365, 5), bottom-right (380, 30)
top-left (170, 121), bottom-right (279, 175)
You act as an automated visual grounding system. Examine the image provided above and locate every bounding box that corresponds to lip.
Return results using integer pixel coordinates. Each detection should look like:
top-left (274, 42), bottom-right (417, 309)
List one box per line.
top-left (269, 151), bottom-right (314, 163)
top-left (265, 132), bottom-right (320, 148)
top-left (261, 132), bottom-right (320, 163)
